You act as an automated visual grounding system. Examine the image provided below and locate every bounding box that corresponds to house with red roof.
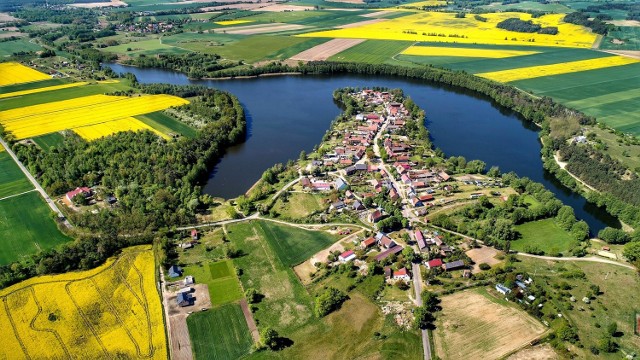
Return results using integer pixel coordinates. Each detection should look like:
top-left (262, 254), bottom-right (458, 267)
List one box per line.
top-left (426, 259), bottom-right (443, 269)
top-left (338, 250), bottom-right (356, 262)
top-left (66, 187), bottom-right (92, 202)
top-left (369, 210), bottom-right (384, 223)
top-left (393, 268), bottom-right (410, 281)
top-left (361, 237), bottom-right (376, 249)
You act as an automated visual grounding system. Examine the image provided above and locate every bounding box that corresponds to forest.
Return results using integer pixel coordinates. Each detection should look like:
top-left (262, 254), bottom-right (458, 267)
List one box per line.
top-left (496, 18), bottom-right (558, 35)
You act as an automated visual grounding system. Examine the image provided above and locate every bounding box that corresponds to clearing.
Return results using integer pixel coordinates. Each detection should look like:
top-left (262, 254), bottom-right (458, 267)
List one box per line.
top-left (512, 218), bottom-right (575, 255)
top-left (466, 246), bottom-right (503, 273)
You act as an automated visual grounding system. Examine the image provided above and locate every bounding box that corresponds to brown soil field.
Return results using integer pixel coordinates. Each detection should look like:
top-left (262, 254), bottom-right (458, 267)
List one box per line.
top-left (290, 38), bottom-right (365, 61)
top-left (169, 315), bottom-right (193, 360)
top-left (329, 0), bottom-right (365, 4)
top-left (70, 0), bottom-right (127, 8)
top-left (507, 344), bottom-right (559, 360)
top-left (466, 246), bottom-right (503, 273)
top-left (434, 288), bottom-right (547, 360)
top-left (0, 32), bottom-right (25, 39)
top-left (336, 18), bottom-right (386, 29)
top-left (225, 23), bottom-right (308, 35)
top-left (603, 50), bottom-right (640, 60)
top-left (0, 13), bottom-right (17, 23)
top-left (257, 4), bottom-right (315, 11)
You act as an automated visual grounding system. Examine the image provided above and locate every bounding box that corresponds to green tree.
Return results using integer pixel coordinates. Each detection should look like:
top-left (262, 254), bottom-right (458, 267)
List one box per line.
top-left (260, 327), bottom-right (279, 350)
top-left (299, 150), bottom-right (307, 161)
top-left (413, 306), bottom-right (435, 329)
top-left (314, 287), bottom-right (348, 317)
top-left (598, 334), bottom-right (616, 353)
top-left (607, 322), bottom-right (618, 337)
top-left (245, 288), bottom-right (260, 304)
top-left (623, 241), bottom-right (640, 262)
top-left (557, 323), bottom-right (578, 343)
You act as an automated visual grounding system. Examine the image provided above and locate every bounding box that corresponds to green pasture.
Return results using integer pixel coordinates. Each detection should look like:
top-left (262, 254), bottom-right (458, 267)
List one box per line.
top-left (103, 38), bottom-right (191, 56)
top-left (0, 39), bottom-right (43, 57)
top-left (135, 112), bottom-right (196, 138)
top-left (0, 152), bottom-right (32, 198)
top-left (601, 27), bottom-right (640, 51)
top-left (330, 40), bottom-right (413, 64)
top-left (183, 260), bottom-right (243, 306)
top-left (188, 303), bottom-right (254, 360)
top-left (0, 191), bottom-right (71, 265)
top-left (512, 218), bottom-right (575, 255)
top-left (32, 132), bottom-right (65, 152)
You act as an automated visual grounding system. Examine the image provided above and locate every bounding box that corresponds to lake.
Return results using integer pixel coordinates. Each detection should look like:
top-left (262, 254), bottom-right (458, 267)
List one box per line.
top-left (108, 64), bottom-right (619, 233)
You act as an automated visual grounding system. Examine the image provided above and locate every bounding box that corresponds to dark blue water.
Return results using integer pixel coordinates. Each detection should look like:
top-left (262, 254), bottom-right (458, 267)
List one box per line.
top-left (107, 64), bottom-right (620, 232)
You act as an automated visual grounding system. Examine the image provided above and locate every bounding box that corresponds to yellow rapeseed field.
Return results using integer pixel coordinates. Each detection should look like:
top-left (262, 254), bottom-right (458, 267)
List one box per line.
top-left (477, 55), bottom-right (639, 82)
top-left (74, 117), bottom-right (170, 141)
top-left (0, 94), bottom-right (188, 139)
top-left (0, 81), bottom-right (88, 99)
top-left (215, 20), bottom-right (253, 25)
top-left (402, 45), bottom-right (539, 58)
top-left (298, 12), bottom-right (597, 48)
top-left (0, 62), bottom-right (51, 86)
top-left (0, 246), bottom-right (167, 360)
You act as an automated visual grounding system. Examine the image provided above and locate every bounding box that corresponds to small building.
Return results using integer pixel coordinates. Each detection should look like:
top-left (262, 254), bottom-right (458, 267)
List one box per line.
top-left (191, 229), bottom-right (198, 241)
top-left (331, 201), bottom-right (346, 211)
top-left (176, 292), bottom-right (193, 307)
top-left (66, 187), bottom-right (92, 202)
top-left (496, 284), bottom-right (511, 295)
top-left (338, 250), bottom-right (356, 262)
top-left (335, 178), bottom-right (348, 191)
top-left (515, 281), bottom-right (527, 290)
top-left (375, 245), bottom-right (403, 262)
top-left (369, 210), bottom-right (384, 223)
top-left (442, 260), bottom-right (465, 271)
top-left (426, 258), bottom-right (443, 269)
top-left (168, 265), bottom-right (182, 278)
top-left (300, 177), bottom-right (311, 188)
top-left (376, 233), bottom-right (396, 249)
top-left (393, 268), bottom-right (410, 281)
top-left (106, 195), bottom-right (117, 205)
top-left (383, 266), bottom-right (392, 280)
top-left (411, 197), bottom-right (423, 208)
top-left (184, 275), bottom-right (194, 286)
top-left (352, 200), bottom-right (365, 211)
top-left (361, 237), bottom-right (376, 249)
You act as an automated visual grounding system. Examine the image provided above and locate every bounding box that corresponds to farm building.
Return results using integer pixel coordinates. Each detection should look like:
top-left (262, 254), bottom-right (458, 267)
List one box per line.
top-left (415, 229), bottom-right (427, 251)
top-left (361, 237), bottom-right (376, 249)
top-left (496, 284), bottom-right (511, 295)
top-left (176, 292), bottom-right (193, 307)
top-left (338, 250), bottom-right (356, 262)
top-left (426, 258), bottom-right (443, 269)
top-left (393, 268), bottom-right (410, 281)
top-left (375, 245), bottom-right (403, 262)
top-left (442, 260), bottom-right (465, 271)
top-left (168, 265), bottom-right (182, 278)
top-left (66, 187), bottom-right (92, 202)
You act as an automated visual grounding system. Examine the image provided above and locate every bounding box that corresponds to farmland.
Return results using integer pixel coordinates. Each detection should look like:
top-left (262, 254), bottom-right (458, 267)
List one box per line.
top-left (32, 132), bottom-right (65, 151)
top-left (0, 151), bottom-right (32, 198)
top-left (0, 94), bottom-right (188, 139)
top-left (0, 81), bottom-right (88, 99)
top-left (182, 260), bottom-right (243, 306)
top-left (73, 116), bottom-right (169, 141)
top-left (434, 288), bottom-right (547, 360)
top-left (0, 246), bottom-right (167, 359)
top-left (329, 39), bottom-right (413, 64)
top-left (401, 45), bottom-right (540, 58)
top-left (512, 218), bottom-right (576, 255)
top-left (0, 62), bottom-right (50, 86)
top-left (187, 303), bottom-right (254, 360)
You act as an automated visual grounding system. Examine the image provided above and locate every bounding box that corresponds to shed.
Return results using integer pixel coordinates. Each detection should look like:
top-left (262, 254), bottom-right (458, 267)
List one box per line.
top-left (168, 265), bottom-right (182, 278)
top-left (442, 260), bottom-right (465, 271)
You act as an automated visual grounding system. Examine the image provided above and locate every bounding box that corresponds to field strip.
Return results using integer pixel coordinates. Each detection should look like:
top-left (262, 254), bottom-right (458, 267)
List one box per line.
top-left (401, 46), bottom-right (539, 58)
top-left (336, 18), bottom-right (386, 29)
top-left (564, 87), bottom-right (640, 109)
top-left (0, 94), bottom-right (128, 122)
top-left (0, 189), bottom-right (36, 202)
top-left (361, 11), bottom-right (393, 18)
top-left (225, 24), bottom-right (309, 35)
top-left (72, 117), bottom-right (171, 141)
top-left (477, 56), bottom-right (639, 82)
top-left (239, 299), bottom-right (260, 342)
top-left (0, 82), bottom-right (88, 99)
top-left (534, 73), bottom-right (640, 97)
top-left (290, 38), bottom-right (366, 61)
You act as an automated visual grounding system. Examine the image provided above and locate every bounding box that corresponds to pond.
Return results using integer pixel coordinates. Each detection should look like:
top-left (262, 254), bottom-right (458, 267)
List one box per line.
top-left (108, 63), bottom-right (619, 233)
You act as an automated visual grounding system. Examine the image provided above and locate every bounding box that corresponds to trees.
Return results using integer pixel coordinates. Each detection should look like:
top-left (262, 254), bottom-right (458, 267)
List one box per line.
top-left (623, 241), bottom-right (640, 263)
top-left (259, 327), bottom-right (279, 350)
top-left (598, 227), bottom-right (630, 244)
top-left (413, 306), bottom-right (435, 329)
top-left (314, 287), bottom-right (348, 317)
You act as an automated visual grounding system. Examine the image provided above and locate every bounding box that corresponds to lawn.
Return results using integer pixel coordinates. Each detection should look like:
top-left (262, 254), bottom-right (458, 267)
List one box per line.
top-left (329, 39), bottom-right (413, 64)
top-left (512, 218), bottom-right (575, 255)
top-left (0, 191), bottom-right (71, 265)
top-left (32, 132), bottom-right (65, 152)
top-left (271, 192), bottom-right (325, 219)
top-left (0, 152), bottom-right (32, 198)
top-left (182, 259), bottom-right (244, 306)
top-left (135, 111), bottom-right (197, 138)
top-left (187, 303), bottom-right (253, 360)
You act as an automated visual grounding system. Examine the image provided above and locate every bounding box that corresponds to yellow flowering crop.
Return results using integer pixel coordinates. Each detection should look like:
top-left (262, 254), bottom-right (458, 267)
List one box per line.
top-left (0, 246), bottom-right (167, 360)
top-left (298, 12), bottom-right (598, 48)
top-left (0, 62), bottom-right (51, 86)
top-left (402, 45), bottom-right (539, 58)
top-left (477, 55), bottom-right (638, 82)
top-left (74, 117), bottom-right (170, 141)
top-left (215, 20), bottom-right (253, 26)
top-left (0, 94), bottom-right (188, 139)
top-left (0, 82), bottom-right (89, 99)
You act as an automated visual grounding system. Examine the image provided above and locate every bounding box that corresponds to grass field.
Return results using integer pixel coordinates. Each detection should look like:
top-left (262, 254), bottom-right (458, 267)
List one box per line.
top-left (0, 62), bottom-right (51, 86)
top-left (601, 26), bottom-right (640, 51)
top-left (329, 39), bottom-right (412, 63)
top-left (0, 191), bottom-right (71, 265)
top-left (187, 303), bottom-right (253, 360)
top-left (434, 287), bottom-right (547, 360)
top-left (401, 45), bottom-right (540, 58)
top-left (136, 111), bottom-right (197, 138)
top-left (32, 132), bottom-right (65, 151)
top-left (183, 260), bottom-right (243, 306)
top-left (514, 257), bottom-right (640, 358)
top-left (0, 94), bottom-right (188, 139)
top-left (103, 38), bottom-right (191, 56)
top-left (272, 192), bottom-right (325, 219)
top-left (0, 246), bottom-right (166, 359)
top-left (0, 151), bottom-right (33, 198)
top-left (512, 218), bottom-right (575, 255)
top-left (0, 39), bottom-right (43, 57)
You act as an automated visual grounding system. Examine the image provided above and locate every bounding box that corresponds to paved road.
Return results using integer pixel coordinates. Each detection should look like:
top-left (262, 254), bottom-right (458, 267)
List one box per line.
top-left (0, 137), bottom-right (72, 228)
top-left (412, 263), bottom-right (432, 360)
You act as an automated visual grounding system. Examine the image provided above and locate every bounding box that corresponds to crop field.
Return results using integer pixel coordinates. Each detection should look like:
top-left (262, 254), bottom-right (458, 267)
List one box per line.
top-left (183, 260), bottom-right (243, 306)
top-left (476, 55), bottom-right (638, 82)
top-left (299, 12), bottom-right (597, 48)
top-left (73, 117), bottom-right (169, 141)
top-left (0, 246), bottom-right (166, 359)
top-left (0, 39), bottom-right (43, 57)
top-left (0, 94), bottom-right (188, 139)
top-left (187, 303), bottom-right (253, 360)
top-left (290, 38), bottom-right (365, 61)
top-left (136, 112), bottom-right (197, 138)
top-left (434, 288), bottom-right (547, 360)
top-left (0, 151), bottom-right (32, 198)
top-left (329, 39), bottom-right (412, 63)
top-left (0, 81), bottom-right (88, 99)
top-left (32, 132), bottom-right (65, 152)
top-left (402, 45), bottom-right (540, 58)
top-left (512, 218), bottom-right (575, 255)
top-left (215, 20), bottom-right (253, 26)
top-left (0, 191), bottom-right (71, 265)
top-left (0, 62), bottom-right (51, 86)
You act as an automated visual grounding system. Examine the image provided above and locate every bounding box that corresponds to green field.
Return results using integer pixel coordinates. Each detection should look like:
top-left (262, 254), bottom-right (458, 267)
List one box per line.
top-left (183, 259), bottom-right (243, 306)
top-left (601, 27), bottom-right (640, 51)
top-left (135, 111), bottom-right (197, 138)
top-left (187, 303), bottom-right (254, 360)
top-left (481, 0), bottom-right (572, 13)
top-left (272, 192), bottom-right (325, 219)
top-left (512, 218), bottom-right (575, 255)
top-left (0, 152), bottom-right (33, 198)
top-left (103, 38), bottom-right (191, 56)
top-left (32, 132), bottom-right (65, 152)
top-left (330, 40), bottom-right (413, 64)
top-left (0, 191), bottom-right (71, 265)
top-left (0, 39), bottom-right (43, 57)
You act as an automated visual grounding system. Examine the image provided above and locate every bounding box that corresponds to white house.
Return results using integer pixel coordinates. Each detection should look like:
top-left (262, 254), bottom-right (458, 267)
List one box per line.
top-left (338, 250), bottom-right (356, 262)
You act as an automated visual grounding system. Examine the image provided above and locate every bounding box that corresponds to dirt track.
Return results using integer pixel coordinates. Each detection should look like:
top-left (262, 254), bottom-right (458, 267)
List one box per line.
top-left (290, 38), bottom-right (365, 61)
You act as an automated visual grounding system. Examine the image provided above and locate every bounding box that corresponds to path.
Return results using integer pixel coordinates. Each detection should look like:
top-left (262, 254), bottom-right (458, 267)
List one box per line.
top-left (0, 189), bottom-right (37, 202)
top-left (271, 175), bottom-right (303, 201)
top-left (0, 137), bottom-right (72, 228)
top-left (239, 299), bottom-right (260, 343)
top-left (412, 262), bottom-right (432, 360)
top-left (553, 152), bottom-right (598, 192)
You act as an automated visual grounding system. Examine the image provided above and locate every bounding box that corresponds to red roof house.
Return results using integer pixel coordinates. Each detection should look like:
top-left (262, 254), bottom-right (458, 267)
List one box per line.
top-left (426, 259), bottom-right (443, 269)
top-left (66, 187), bottom-right (91, 202)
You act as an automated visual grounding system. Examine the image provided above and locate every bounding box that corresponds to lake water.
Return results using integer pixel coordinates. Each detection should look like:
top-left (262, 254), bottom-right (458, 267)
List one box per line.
top-left (108, 64), bottom-right (619, 233)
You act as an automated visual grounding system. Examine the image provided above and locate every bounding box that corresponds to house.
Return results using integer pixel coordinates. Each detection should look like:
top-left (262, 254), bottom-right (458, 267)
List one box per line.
top-left (393, 268), bottom-right (410, 281)
top-left (496, 284), bottom-right (511, 295)
top-left (311, 182), bottom-right (332, 191)
top-left (375, 233), bottom-right (396, 249)
top-left (338, 250), bottom-right (356, 262)
top-left (335, 178), bottom-right (348, 191)
top-left (300, 177), bottom-right (311, 188)
top-left (352, 200), bottom-right (365, 211)
top-left (415, 229), bottom-right (427, 250)
top-left (176, 292), bottom-right (193, 307)
top-left (331, 201), bottom-right (345, 211)
top-left (184, 275), bottom-right (194, 286)
top-left (375, 245), bottom-right (403, 261)
top-left (66, 187), bottom-right (92, 202)
top-left (389, 188), bottom-right (399, 201)
top-left (369, 210), bottom-right (384, 223)
top-left (168, 265), bottom-right (182, 278)
top-left (411, 197), bottom-right (423, 208)
top-left (191, 229), bottom-right (198, 241)
top-left (418, 194), bottom-right (434, 202)
top-left (384, 266), bottom-right (392, 279)
top-left (442, 260), bottom-right (465, 271)
top-left (345, 190), bottom-right (354, 199)
top-left (438, 171), bottom-right (450, 181)
top-left (401, 174), bottom-right (411, 185)
top-left (361, 237), bottom-right (376, 249)
top-left (426, 258), bottom-right (443, 269)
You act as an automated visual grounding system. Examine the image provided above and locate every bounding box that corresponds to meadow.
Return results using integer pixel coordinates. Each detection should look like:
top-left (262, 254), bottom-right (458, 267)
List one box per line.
top-left (0, 151), bottom-right (32, 198)
top-left (329, 39), bottom-right (413, 64)
top-left (187, 303), bottom-right (253, 360)
top-left (0, 62), bottom-right (51, 86)
top-left (136, 111), bottom-right (197, 138)
top-left (271, 192), bottom-right (325, 219)
top-left (0, 246), bottom-right (167, 359)
top-left (183, 259), bottom-right (243, 306)
top-left (601, 26), bottom-right (640, 51)
top-left (512, 218), bottom-right (575, 255)
top-left (32, 132), bottom-right (65, 151)
top-left (0, 39), bottom-right (42, 57)
top-left (0, 191), bottom-right (71, 265)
